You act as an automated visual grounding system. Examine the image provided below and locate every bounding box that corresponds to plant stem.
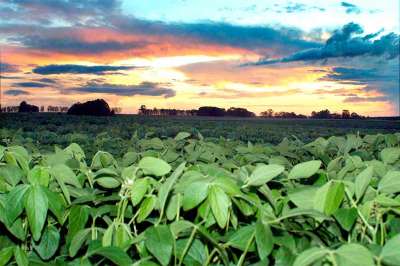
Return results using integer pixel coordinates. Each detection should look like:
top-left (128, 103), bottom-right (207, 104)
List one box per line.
top-left (236, 232), bottom-right (255, 266)
top-left (178, 227), bottom-right (197, 266)
top-left (204, 248), bottom-right (218, 266)
top-left (344, 188), bottom-right (375, 239)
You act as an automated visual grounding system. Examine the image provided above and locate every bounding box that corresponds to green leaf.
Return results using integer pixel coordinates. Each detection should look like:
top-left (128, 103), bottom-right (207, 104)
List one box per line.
top-left (174, 132), bottom-right (191, 141)
top-left (95, 177), bottom-right (121, 189)
top-left (5, 184), bottom-right (29, 225)
top-left (5, 150), bottom-right (29, 174)
top-left (335, 243), bottom-right (374, 266)
top-left (158, 162), bottom-right (185, 219)
top-left (166, 194), bottom-right (180, 221)
top-left (288, 187), bottom-right (317, 209)
top-left (0, 165), bottom-right (22, 186)
top-left (131, 178), bottom-right (149, 206)
top-left (293, 247), bottom-right (328, 266)
top-left (14, 246), bottom-right (29, 266)
top-left (255, 219), bottom-right (273, 260)
top-left (145, 225), bottom-right (174, 266)
top-left (170, 220), bottom-right (193, 237)
top-left (68, 205), bottom-right (89, 245)
top-left (314, 181), bottom-right (344, 215)
top-left (138, 157), bottom-right (171, 177)
top-left (381, 147), bottom-right (400, 164)
top-left (378, 171), bottom-right (400, 194)
top-left (227, 225), bottom-right (256, 251)
top-left (51, 164), bottom-right (81, 188)
top-left (43, 188), bottom-right (66, 224)
top-left (25, 185), bottom-right (48, 241)
top-left (91, 151), bottom-right (116, 169)
top-left (208, 185), bottom-right (231, 228)
top-left (381, 234), bottom-right (400, 266)
top-left (0, 247), bottom-right (14, 266)
top-left (288, 160), bottom-right (321, 179)
top-left (355, 166), bottom-right (373, 200)
top-left (277, 208), bottom-right (328, 221)
top-left (33, 225), bottom-right (60, 260)
top-left (6, 218), bottom-right (26, 241)
top-left (246, 164), bottom-right (284, 186)
top-left (175, 238), bottom-right (206, 266)
top-left (88, 246), bottom-right (132, 266)
top-left (28, 166), bottom-right (50, 187)
top-left (182, 180), bottom-right (209, 211)
top-left (137, 195), bottom-right (157, 223)
top-left (69, 228), bottom-right (91, 257)
top-left (334, 208), bottom-right (358, 231)
top-left (375, 194), bottom-right (400, 207)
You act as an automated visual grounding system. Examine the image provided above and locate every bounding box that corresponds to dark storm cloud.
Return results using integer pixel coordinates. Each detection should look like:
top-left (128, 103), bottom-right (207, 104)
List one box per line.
top-left (341, 2), bottom-right (361, 14)
top-left (33, 64), bottom-right (136, 75)
top-left (2, 20), bottom-right (320, 56)
top-left (246, 23), bottom-right (399, 65)
top-left (112, 18), bottom-right (319, 54)
top-left (1, 0), bottom-right (321, 56)
top-left (319, 67), bottom-right (393, 85)
top-left (12, 82), bottom-right (48, 87)
top-left (0, 63), bottom-right (19, 73)
top-left (320, 64), bottom-right (399, 103)
top-left (71, 82), bottom-right (176, 98)
top-left (36, 78), bottom-right (57, 83)
top-left (14, 36), bottom-right (146, 54)
top-left (5, 89), bottom-right (30, 96)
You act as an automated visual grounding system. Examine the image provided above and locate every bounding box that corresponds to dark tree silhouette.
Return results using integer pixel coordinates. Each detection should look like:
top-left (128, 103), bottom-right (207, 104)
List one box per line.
top-left (67, 99), bottom-right (114, 116)
top-left (226, 107), bottom-right (255, 117)
top-left (342, 110), bottom-right (351, 119)
top-left (274, 111), bottom-right (306, 118)
top-left (311, 109), bottom-right (364, 119)
top-left (311, 109), bottom-right (331, 119)
top-left (138, 105), bottom-right (197, 116)
top-left (260, 109), bottom-right (274, 117)
top-left (18, 101), bottom-right (39, 113)
top-left (197, 106), bottom-right (226, 116)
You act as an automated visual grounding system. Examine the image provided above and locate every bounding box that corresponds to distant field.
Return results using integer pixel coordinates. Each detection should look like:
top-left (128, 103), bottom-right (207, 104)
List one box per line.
top-left (1, 113), bottom-right (399, 158)
top-left (1, 112), bottom-right (400, 265)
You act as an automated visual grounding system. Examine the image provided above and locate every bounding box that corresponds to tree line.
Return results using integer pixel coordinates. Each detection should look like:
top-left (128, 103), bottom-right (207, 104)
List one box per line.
top-left (260, 108), bottom-right (364, 119)
top-left (139, 105), bottom-right (364, 119)
top-left (1, 100), bottom-right (365, 119)
top-left (1, 100), bottom-right (122, 115)
top-left (138, 105), bottom-right (256, 117)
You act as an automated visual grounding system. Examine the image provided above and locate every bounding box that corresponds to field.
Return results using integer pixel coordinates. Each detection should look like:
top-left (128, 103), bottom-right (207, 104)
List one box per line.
top-left (1, 113), bottom-right (399, 159)
top-left (0, 113), bottom-right (399, 265)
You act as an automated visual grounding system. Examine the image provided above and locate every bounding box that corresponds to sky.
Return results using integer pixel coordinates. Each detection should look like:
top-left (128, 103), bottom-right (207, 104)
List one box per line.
top-left (0, 0), bottom-right (399, 116)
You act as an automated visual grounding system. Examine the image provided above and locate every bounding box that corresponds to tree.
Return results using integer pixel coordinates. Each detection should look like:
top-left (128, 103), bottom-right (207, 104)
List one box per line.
top-left (197, 106), bottom-right (226, 116)
top-left (112, 107), bottom-right (122, 114)
top-left (67, 99), bottom-right (114, 116)
top-left (260, 109), bottom-right (274, 117)
top-left (18, 101), bottom-right (39, 113)
top-left (226, 107), bottom-right (255, 117)
top-left (351, 112), bottom-right (362, 119)
top-left (342, 110), bottom-right (350, 119)
top-left (311, 109), bottom-right (331, 119)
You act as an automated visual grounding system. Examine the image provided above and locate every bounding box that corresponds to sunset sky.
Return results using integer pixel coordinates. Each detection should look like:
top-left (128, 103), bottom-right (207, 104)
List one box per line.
top-left (0, 0), bottom-right (399, 116)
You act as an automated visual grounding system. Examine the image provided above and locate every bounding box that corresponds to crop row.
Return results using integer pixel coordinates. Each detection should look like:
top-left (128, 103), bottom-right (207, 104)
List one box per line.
top-left (0, 132), bottom-right (399, 265)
